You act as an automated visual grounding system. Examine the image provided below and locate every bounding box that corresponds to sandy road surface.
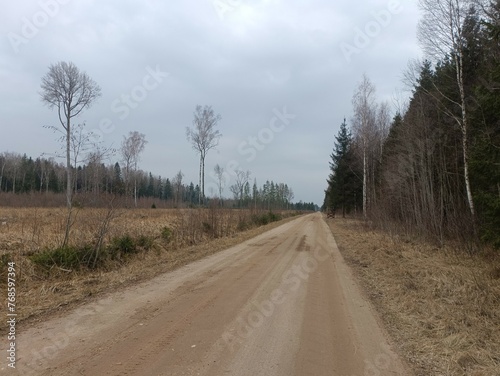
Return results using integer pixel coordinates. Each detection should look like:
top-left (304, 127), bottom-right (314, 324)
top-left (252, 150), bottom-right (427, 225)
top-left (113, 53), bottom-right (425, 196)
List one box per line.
top-left (8, 213), bottom-right (411, 376)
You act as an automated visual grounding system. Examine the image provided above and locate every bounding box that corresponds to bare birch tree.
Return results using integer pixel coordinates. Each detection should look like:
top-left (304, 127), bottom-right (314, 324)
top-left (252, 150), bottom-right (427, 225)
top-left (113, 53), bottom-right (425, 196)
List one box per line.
top-left (229, 170), bottom-right (251, 207)
top-left (121, 131), bottom-right (147, 207)
top-left (173, 170), bottom-right (184, 205)
top-left (418, 0), bottom-right (476, 217)
top-left (87, 145), bottom-right (114, 196)
top-left (186, 105), bottom-right (222, 205)
top-left (214, 164), bottom-right (225, 202)
top-left (40, 61), bottom-right (101, 245)
top-left (377, 102), bottom-right (392, 155)
top-left (352, 74), bottom-right (377, 219)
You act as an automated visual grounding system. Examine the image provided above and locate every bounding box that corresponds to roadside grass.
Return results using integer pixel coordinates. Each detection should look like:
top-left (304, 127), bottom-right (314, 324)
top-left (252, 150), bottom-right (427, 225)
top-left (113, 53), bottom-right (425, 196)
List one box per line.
top-left (327, 217), bottom-right (500, 376)
top-left (0, 207), bottom-right (300, 332)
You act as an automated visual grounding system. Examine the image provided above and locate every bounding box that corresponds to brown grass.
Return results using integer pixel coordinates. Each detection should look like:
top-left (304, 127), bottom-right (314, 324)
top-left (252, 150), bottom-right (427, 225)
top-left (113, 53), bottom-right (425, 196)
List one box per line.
top-left (327, 217), bottom-right (500, 376)
top-left (0, 207), bottom-right (300, 332)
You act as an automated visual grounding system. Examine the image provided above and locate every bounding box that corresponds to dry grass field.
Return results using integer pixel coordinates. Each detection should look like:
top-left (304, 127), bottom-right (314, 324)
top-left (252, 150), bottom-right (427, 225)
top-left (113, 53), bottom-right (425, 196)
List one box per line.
top-left (327, 217), bottom-right (500, 376)
top-left (0, 207), bottom-right (300, 332)
top-left (0, 206), bottom-right (257, 253)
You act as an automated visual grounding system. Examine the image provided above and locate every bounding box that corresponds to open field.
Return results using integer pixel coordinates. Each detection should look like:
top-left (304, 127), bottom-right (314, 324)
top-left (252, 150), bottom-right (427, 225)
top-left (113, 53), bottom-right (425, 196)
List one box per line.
top-left (0, 207), bottom-right (300, 330)
top-left (327, 217), bottom-right (500, 376)
top-left (0, 207), bottom-right (276, 253)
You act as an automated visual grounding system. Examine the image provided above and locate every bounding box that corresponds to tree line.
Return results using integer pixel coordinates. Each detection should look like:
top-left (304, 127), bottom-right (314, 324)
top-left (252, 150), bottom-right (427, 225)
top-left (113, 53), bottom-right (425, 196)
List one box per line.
top-left (0, 150), bottom-right (315, 210)
top-left (0, 147), bottom-right (317, 212)
top-left (325, 0), bottom-right (500, 249)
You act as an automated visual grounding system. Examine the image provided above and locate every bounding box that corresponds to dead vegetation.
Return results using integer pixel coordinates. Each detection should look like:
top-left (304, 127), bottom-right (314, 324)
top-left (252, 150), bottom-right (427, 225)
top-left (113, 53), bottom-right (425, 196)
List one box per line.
top-left (327, 217), bottom-right (500, 376)
top-left (0, 207), bottom-right (300, 332)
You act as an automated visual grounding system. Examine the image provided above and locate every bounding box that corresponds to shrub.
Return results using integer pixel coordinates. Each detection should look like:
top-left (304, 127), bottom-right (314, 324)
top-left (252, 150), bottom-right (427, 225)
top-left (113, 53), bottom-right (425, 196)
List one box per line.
top-left (252, 212), bottom-right (282, 226)
top-left (137, 235), bottom-right (154, 250)
top-left (202, 222), bottom-right (213, 234)
top-left (0, 253), bottom-right (11, 268)
top-left (108, 235), bottom-right (136, 257)
top-left (161, 226), bottom-right (173, 243)
top-left (30, 233), bottom-right (157, 271)
top-left (268, 211), bottom-right (282, 222)
top-left (237, 219), bottom-right (249, 231)
top-left (252, 214), bottom-right (269, 226)
top-left (30, 245), bottom-right (98, 270)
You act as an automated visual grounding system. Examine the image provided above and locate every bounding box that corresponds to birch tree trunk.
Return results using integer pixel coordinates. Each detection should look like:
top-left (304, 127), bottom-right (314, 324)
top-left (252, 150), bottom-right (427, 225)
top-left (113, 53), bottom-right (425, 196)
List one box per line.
top-left (418, 0), bottom-right (476, 219)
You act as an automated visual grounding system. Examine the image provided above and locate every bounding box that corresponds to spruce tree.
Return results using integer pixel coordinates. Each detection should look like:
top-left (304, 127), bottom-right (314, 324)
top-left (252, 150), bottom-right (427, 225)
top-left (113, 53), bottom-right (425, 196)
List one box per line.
top-left (326, 119), bottom-right (361, 217)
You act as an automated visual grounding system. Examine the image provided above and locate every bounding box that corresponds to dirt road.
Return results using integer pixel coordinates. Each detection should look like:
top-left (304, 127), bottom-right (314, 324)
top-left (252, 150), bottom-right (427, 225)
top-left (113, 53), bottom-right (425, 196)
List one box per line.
top-left (10, 213), bottom-right (411, 376)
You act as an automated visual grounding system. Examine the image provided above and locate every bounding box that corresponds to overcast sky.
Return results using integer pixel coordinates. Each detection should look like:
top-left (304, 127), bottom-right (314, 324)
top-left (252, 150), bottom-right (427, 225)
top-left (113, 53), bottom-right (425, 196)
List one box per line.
top-left (0, 0), bottom-right (422, 205)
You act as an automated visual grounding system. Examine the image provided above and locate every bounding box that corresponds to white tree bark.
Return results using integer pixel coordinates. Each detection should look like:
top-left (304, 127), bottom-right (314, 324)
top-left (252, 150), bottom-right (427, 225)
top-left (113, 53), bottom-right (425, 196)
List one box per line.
top-left (418, 0), bottom-right (476, 218)
top-left (352, 74), bottom-right (377, 220)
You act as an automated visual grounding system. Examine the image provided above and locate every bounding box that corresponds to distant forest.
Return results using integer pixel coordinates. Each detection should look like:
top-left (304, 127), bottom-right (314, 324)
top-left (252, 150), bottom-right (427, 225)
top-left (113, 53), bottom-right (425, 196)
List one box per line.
top-left (325, 2), bottom-right (500, 248)
top-left (0, 152), bottom-right (316, 211)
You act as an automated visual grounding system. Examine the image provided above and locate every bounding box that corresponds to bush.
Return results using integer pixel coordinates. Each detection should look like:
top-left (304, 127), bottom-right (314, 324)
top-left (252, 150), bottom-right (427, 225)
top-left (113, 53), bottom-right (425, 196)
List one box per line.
top-left (268, 211), bottom-right (282, 222)
top-left (109, 235), bottom-right (136, 256)
top-left (161, 226), bottom-right (173, 243)
top-left (0, 253), bottom-right (11, 268)
top-left (202, 222), bottom-right (213, 234)
top-left (30, 233), bottom-right (154, 271)
top-left (237, 220), bottom-right (249, 231)
top-left (252, 211), bottom-right (282, 226)
top-left (30, 245), bottom-right (98, 270)
top-left (252, 214), bottom-right (269, 226)
top-left (137, 235), bottom-right (154, 250)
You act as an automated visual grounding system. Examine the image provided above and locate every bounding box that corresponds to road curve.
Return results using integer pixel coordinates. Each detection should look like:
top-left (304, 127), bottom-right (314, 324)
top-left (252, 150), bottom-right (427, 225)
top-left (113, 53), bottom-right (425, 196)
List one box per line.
top-left (12, 213), bottom-right (411, 376)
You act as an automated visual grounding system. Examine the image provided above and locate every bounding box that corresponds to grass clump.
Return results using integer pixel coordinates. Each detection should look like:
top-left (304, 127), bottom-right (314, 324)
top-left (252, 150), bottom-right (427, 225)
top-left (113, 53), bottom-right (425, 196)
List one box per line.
top-left (108, 235), bottom-right (136, 257)
top-left (161, 226), bottom-right (173, 243)
top-left (30, 234), bottom-right (154, 271)
top-left (237, 220), bottom-right (249, 231)
top-left (252, 211), bottom-right (282, 226)
top-left (137, 235), bottom-right (154, 250)
top-left (0, 253), bottom-right (12, 268)
top-left (202, 221), bottom-right (212, 234)
top-left (30, 245), bottom-right (98, 270)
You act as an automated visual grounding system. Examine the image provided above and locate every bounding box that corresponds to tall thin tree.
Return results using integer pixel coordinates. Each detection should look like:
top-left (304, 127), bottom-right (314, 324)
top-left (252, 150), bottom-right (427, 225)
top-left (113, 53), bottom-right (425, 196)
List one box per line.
top-left (326, 119), bottom-right (360, 218)
top-left (40, 61), bottom-right (101, 245)
top-left (214, 164), bottom-right (225, 203)
top-left (121, 131), bottom-right (147, 207)
top-left (229, 170), bottom-right (251, 207)
top-left (352, 74), bottom-right (377, 219)
top-left (173, 170), bottom-right (184, 205)
top-left (186, 105), bottom-right (222, 205)
top-left (418, 0), bottom-right (476, 218)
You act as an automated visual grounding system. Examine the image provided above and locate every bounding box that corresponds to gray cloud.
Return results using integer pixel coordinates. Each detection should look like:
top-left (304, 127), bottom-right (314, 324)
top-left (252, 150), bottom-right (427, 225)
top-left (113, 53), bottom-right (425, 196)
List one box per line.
top-left (0, 0), bottom-right (421, 205)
